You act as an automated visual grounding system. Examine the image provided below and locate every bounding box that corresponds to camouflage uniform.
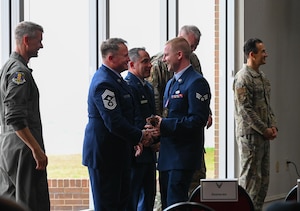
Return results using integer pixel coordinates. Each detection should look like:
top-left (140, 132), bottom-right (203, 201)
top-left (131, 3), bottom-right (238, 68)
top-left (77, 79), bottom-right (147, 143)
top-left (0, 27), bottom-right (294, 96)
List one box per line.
top-left (147, 52), bottom-right (173, 116)
top-left (233, 65), bottom-right (277, 211)
top-left (147, 51), bottom-right (206, 195)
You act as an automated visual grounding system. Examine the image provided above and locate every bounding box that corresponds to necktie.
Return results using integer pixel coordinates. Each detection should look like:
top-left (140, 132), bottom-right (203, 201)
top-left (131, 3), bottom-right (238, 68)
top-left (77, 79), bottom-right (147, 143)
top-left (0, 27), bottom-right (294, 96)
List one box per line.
top-left (169, 77), bottom-right (176, 95)
top-left (164, 77), bottom-right (176, 108)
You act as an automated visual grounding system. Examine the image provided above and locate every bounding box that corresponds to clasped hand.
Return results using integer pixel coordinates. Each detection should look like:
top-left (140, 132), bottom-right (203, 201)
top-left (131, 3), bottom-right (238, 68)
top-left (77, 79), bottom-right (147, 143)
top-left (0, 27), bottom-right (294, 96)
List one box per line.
top-left (134, 115), bottom-right (162, 157)
top-left (263, 126), bottom-right (278, 140)
top-left (144, 115), bottom-right (162, 141)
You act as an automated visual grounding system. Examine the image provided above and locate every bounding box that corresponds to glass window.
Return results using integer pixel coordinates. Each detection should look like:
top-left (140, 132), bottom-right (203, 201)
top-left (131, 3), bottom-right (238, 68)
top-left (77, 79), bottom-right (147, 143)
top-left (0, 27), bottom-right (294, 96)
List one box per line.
top-left (0, 0), bottom-right (11, 66)
top-left (110, 0), bottom-right (161, 57)
top-left (23, 0), bottom-right (90, 154)
top-left (178, 0), bottom-right (215, 152)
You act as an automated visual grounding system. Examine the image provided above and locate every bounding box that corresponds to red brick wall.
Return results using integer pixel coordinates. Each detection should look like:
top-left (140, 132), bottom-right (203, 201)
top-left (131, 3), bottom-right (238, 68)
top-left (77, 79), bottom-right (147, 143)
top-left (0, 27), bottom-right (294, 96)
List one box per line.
top-left (48, 179), bottom-right (90, 211)
top-left (214, 0), bottom-right (220, 179)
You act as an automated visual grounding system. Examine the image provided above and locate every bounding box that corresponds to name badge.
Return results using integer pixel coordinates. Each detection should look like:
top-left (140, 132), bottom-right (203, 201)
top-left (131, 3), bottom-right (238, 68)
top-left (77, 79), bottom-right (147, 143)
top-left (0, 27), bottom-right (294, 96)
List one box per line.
top-left (200, 179), bottom-right (238, 202)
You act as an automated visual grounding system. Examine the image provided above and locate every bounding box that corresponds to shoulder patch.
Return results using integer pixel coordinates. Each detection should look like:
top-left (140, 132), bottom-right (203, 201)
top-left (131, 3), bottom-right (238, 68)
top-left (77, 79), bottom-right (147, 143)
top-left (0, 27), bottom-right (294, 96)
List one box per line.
top-left (12, 72), bottom-right (26, 85)
top-left (102, 89), bottom-right (117, 110)
top-left (196, 93), bottom-right (209, 101)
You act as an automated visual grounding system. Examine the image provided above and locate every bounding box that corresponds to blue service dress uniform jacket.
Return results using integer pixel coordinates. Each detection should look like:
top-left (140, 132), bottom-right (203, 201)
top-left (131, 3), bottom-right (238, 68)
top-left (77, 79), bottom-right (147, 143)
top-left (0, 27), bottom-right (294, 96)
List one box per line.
top-left (157, 66), bottom-right (211, 171)
top-left (82, 65), bottom-right (143, 211)
top-left (82, 65), bottom-right (142, 169)
top-left (125, 72), bottom-right (157, 211)
top-left (124, 72), bottom-right (156, 163)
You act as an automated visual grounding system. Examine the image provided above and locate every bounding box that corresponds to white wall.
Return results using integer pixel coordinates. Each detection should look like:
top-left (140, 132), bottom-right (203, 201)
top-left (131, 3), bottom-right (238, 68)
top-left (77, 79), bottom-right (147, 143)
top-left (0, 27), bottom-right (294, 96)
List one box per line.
top-left (243, 0), bottom-right (300, 201)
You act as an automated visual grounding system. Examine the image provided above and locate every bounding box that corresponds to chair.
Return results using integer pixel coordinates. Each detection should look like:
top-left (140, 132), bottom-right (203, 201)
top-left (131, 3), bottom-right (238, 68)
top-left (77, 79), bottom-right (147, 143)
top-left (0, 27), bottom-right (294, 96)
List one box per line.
top-left (163, 201), bottom-right (215, 211)
top-left (285, 185), bottom-right (297, 201)
top-left (188, 185), bottom-right (254, 211)
top-left (0, 196), bottom-right (28, 211)
top-left (266, 201), bottom-right (300, 211)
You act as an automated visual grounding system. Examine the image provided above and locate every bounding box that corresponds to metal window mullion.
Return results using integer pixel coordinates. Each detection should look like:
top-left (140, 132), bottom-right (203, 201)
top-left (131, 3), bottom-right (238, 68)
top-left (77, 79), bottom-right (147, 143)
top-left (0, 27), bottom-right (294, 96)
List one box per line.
top-left (1, 0), bottom-right (11, 64)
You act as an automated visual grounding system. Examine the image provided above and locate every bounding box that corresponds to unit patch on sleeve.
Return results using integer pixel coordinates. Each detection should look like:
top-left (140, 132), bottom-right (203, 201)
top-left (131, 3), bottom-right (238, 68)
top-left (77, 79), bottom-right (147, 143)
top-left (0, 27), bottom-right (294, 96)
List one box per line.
top-left (102, 89), bottom-right (117, 110)
top-left (12, 72), bottom-right (26, 85)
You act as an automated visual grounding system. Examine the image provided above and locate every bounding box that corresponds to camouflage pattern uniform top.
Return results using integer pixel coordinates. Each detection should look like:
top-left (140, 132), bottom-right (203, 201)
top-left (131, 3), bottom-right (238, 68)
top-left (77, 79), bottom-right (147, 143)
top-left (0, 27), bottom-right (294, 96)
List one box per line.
top-left (147, 51), bottom-right (202, 115)
top-left (233, 64), bottom-right (277, 211)
top-left (234, 64), bottom-right (277, 137)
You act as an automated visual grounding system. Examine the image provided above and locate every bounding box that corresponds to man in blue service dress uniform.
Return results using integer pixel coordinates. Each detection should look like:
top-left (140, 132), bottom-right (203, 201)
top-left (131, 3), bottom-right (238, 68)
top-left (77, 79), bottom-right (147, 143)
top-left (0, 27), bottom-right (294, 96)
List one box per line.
top-left (125, 47), bottom-right (158, 211)
top-left (82, 38), bottom-right (153, 211)
top-left (153, 37), bottom-right (211, 209)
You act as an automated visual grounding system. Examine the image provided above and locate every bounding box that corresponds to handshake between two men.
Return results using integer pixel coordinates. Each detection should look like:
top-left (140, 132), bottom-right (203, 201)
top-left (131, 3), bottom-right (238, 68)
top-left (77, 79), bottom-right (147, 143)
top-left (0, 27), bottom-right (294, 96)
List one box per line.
top-left (134, 115), bottom-right (162, 157)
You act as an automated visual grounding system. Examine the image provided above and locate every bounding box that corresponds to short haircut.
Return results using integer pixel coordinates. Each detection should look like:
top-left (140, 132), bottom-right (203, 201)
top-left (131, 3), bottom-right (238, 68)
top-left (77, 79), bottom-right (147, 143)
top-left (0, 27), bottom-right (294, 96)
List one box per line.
top-left (179, 25), bottom-right (202, 42)
top-left (243, 38), bottom-right (263, 57)
top-left (15, 21), bottom-right (43, 45)
top-left (128, 47), bottom-right (146, 62)
top-left (100, 38), bottom-right (127, 58)
top-left (166, 37), bottom-right (191, 59)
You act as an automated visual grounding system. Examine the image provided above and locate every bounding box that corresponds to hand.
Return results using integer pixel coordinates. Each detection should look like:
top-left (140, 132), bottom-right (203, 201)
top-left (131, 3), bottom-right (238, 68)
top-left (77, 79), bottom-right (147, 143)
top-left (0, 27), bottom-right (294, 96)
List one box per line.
top-left (153, 115), bottom-right (162, 128)
top-left (134, 142), bottom-right (143, 157)
top-left (144, 124), bottom-right (160, 138)
top-left (151, 142), bottom-right (160, 152)
top-left (15, 127), bottom-right (48, 170)
top-left (141, 129), bottom-right (154, 147)
top-left (271, 126), bottom-right (278, 139)
top-left (146, 115), bottom-right (159, 127)
top-left (263, 127), bottom-right (277, 140)
top-left (150, 127), bottom-right (160, 138)
top-left (32, 148), bottom-right (48, 170)
top-left (206, 114), bottom-right (213, 129)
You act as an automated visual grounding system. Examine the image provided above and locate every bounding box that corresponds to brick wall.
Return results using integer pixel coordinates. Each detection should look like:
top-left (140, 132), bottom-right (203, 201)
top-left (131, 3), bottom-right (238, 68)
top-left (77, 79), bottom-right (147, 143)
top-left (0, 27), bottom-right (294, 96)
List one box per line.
top-left (48, 179), bottom-right (90, 211)
top-left (214, 0), bottom-right (220, 179)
